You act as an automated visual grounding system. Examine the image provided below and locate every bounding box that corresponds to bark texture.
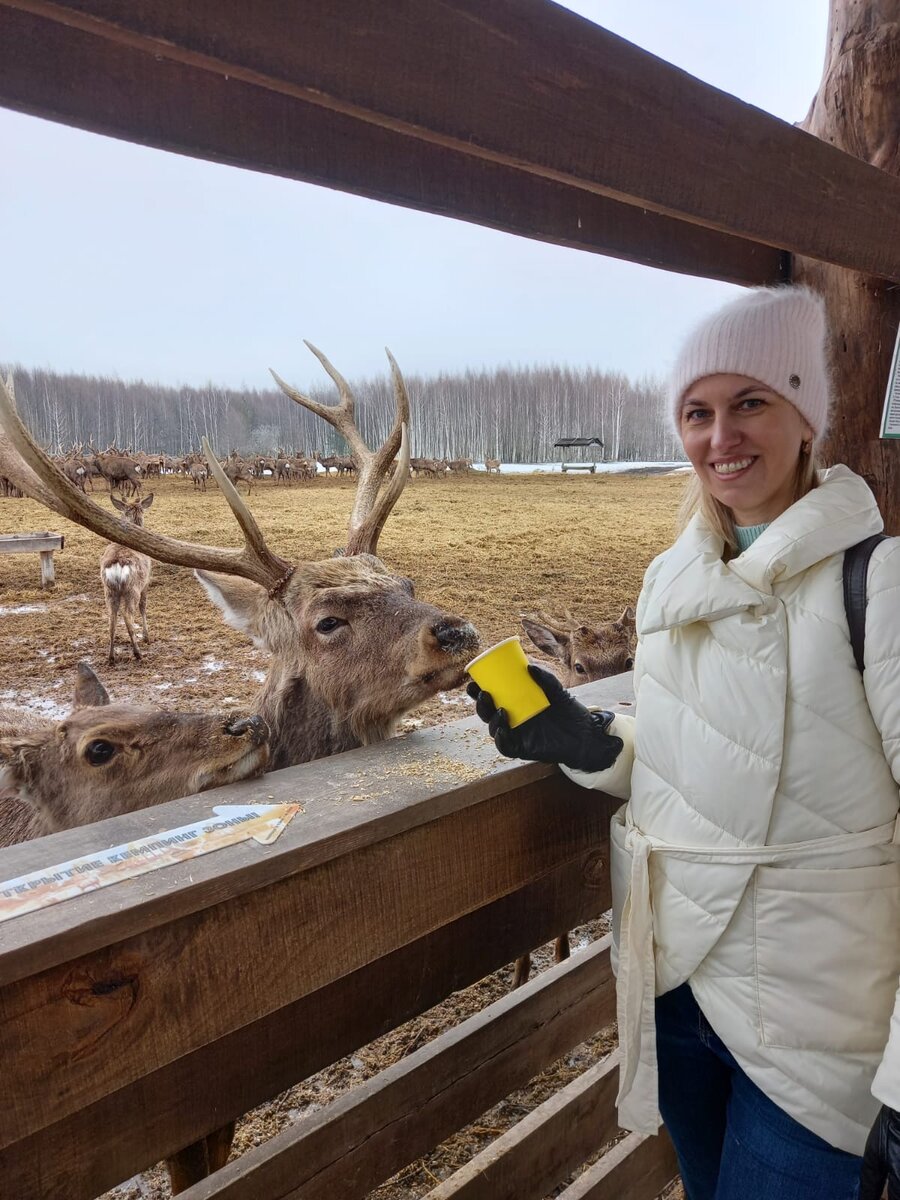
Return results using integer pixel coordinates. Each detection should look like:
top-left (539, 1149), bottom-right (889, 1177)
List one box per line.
top-left (795, 0), bottom-right (900, 530)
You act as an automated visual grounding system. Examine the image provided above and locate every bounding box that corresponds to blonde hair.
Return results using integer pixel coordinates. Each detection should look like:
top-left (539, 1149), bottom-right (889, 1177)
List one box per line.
top-left (677, 448), bottom-right (819, 553)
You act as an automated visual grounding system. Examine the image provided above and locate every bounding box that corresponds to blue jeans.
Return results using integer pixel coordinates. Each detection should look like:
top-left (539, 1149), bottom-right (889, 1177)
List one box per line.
top-left (656, 983), bottom-right (863, 1200)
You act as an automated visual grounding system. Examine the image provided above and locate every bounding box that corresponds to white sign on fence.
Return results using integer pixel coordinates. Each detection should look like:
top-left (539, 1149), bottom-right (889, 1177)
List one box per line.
top-left (0, 803), bottom-right (301, 924)
top-left (881, 321), bottom-right (900, 439)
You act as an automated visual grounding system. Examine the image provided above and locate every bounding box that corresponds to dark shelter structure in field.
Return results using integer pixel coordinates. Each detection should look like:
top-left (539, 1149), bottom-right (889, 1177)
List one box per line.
top-left (554, 436), bottom-right (605, 473)
top-left (0, 2), bottom-right (898, 1198)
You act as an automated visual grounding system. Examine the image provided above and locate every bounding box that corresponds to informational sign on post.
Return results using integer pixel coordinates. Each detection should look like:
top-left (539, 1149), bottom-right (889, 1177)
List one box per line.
top-left (0, 803), bottom-right (301, 924)
top-left (880, 321), bottom-right (900, 439)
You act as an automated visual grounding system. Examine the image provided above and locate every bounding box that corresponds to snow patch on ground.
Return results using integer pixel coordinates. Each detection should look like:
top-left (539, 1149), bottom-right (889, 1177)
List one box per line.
top-left (471, 460), bottom-right (686, 474)
top-left (0, 603), bottom-right (47, 615)
top-left (202, 658), bottom-right (226, 673)
top-left (0, 691), bottom-right (69, 720)
top-left (251, 669), bottom-right (267, 683)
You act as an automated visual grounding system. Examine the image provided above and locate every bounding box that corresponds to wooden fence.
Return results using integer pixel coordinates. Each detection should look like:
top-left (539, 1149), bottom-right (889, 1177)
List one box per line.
top-left (0, 673), bottom-right (677, 1199)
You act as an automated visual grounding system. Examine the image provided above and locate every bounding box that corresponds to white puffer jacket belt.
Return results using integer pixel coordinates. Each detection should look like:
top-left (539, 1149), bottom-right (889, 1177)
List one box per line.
top-left (616, 810), bottom-right (900, 1134)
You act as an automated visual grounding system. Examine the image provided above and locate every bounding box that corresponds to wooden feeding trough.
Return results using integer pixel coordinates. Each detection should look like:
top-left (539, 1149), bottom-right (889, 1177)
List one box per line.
top-left (0, 530), bottom-right (64, 588)
top-left (555, 437), bottom-right (604, 474)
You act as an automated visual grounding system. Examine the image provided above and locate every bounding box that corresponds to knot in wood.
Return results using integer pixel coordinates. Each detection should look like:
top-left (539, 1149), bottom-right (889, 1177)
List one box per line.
top-left (582, 849), bottom-right (606, 889)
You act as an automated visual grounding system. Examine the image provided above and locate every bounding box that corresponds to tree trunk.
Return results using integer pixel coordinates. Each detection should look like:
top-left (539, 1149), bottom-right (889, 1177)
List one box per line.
top-left (794, 0), bottom-right (900, 530)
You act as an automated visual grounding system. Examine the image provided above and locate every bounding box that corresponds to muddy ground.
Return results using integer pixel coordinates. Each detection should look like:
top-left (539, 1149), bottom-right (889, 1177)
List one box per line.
top-left (0, 470), bottom-right (685, 1199)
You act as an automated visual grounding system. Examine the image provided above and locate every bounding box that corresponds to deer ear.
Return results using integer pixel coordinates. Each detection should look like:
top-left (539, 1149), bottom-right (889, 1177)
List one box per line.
top-left (521, 618), bottom-right (568, 660)
top-left (73, 662), bottom-right (111, 709)
top-left (0, 733), bottom-right (45, 797)
top-left (110, 494), bottom-right (127, 512)
top-left (140, 493), bottom-right (154, 509)
top-left (620, 605), bottom-right (636, 627)
top-left (194, 571), bottom-right (268, 643)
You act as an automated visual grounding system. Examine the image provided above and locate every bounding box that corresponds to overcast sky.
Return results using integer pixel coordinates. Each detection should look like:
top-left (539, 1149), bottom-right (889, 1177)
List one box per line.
top-left (0, 1), bottom-right (828, 393)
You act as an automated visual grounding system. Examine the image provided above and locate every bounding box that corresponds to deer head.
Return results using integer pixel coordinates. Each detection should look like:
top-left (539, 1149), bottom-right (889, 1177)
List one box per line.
top-left (521, 606), bottom-right (636, 686)
top-left (111, 491), bottom-right (154, 524)
top-left (0, 663), bottom-right (270, 845)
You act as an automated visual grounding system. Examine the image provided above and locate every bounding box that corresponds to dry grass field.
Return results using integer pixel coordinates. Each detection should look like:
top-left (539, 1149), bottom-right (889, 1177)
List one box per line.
top-left (0, 468), bottom-right (685, 1200)
top-left (0, 470), bottom-right (681, 721)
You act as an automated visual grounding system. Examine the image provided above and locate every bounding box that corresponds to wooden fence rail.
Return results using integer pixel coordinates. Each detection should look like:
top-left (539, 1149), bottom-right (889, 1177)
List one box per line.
top-left (3, 1), bottom-right (900, 283)
top-left (0, 676), bottom-right (663, 1199)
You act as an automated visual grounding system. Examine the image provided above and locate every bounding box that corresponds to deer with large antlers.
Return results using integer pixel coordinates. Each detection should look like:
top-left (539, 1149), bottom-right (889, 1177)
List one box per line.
top-left (0, 349), bottom-right (479, 774)
top-left (0, 661), bottom-right (270, 1192)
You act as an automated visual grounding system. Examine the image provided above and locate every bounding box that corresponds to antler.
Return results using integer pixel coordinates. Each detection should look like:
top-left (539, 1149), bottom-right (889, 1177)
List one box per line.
top-left (0, 375), bottom-right (294, 593)
top-left (270, 344), bottom-right (411, 555)
top-left (525, 608), bottom-right (580, 631)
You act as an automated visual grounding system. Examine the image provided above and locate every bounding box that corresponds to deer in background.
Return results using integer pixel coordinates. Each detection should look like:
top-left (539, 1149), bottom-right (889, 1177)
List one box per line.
top-left (190, 461), bottom-right (209, 491)
top-left (521, 606), bottom-right (636, 687)
top-left (101, 492), bottom-right (154, 665)
top-left (484, 458), bottom-right (501, 473)
top-left (96, 449), bottom-right (143, 495)
top-left (223, 458), bottom-right (253, 494)
top-left (0, 348), bottom-right (480, 1192)
top-left (0, 661), bottom-right (269, 1192)
top-left (512, 605), bottom-right (637, 987)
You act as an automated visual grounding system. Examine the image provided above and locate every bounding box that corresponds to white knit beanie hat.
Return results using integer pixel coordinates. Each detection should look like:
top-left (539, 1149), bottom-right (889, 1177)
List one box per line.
top-left (670, 285), bottom-right (830, 442)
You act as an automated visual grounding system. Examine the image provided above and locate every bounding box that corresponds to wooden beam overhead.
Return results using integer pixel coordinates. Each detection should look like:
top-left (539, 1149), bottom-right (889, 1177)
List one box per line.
top-left (0, 4), bottom-right (782, 286)
top-left (2, 1), bottom-right (899, 282)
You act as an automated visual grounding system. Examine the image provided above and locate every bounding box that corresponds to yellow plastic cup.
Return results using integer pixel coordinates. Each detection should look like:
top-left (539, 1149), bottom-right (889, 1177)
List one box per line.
top-left (466, 637), bottom-right (551, 728)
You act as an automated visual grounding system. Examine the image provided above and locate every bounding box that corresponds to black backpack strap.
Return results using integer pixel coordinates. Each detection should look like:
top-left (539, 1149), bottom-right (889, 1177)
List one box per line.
top-left (843, 534), bottom-right (890, 674)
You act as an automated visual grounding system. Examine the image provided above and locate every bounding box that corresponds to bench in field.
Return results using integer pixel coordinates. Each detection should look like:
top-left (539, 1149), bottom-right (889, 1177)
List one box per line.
top-left (0, 532), bottom-right (65, 588)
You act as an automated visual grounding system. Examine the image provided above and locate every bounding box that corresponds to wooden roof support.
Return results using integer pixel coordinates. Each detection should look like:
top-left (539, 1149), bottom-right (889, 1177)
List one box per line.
top-left (793, 0), bottom-right (900, 532)
top-left (2, 1), bottom-right (900, 282)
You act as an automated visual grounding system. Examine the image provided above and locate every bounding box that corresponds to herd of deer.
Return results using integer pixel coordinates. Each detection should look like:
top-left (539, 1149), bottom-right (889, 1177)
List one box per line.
top-left (1, 445), bottom-right (498, 501)
top-left (0, 346), bottom-right (634, 1195)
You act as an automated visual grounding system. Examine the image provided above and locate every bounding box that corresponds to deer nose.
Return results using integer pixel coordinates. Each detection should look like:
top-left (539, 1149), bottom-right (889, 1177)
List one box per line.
top-left (432, 620), bottom-right (480, 653)
top-left (225, 715), bottom-right (269, 745)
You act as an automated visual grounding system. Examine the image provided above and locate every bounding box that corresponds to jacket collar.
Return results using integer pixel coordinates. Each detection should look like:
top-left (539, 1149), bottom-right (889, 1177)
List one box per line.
top-left (640, 466), bottom-right (883, 635)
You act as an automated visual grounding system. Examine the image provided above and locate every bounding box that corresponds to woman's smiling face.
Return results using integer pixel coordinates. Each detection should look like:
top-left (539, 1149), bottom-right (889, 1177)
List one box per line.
top-left (679, 373), bottom-right (814, 526)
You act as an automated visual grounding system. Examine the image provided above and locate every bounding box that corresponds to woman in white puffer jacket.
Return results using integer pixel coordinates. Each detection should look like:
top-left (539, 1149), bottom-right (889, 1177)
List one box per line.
top-left (469, 286), bottom-right (900, 1199)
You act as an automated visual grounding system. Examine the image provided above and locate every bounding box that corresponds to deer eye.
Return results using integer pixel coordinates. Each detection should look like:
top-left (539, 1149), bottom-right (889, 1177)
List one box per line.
top-left (574, 663), bottom-right (586, 675)
top-left (85, 740), bottom-right (117, 766)
top-left (625, 657), bottom-right (635, 670)
top-left (315, 617), bottom-right (346, 634)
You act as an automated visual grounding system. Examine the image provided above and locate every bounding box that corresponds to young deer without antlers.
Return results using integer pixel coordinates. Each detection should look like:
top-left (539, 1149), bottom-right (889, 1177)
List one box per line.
top-left (0, 661), bottom-right (270, 1192)
top-left (101, 492), bottom-right (154, 665)
top-left (512, 606), bottom-right (636, 987)
top-left (0, 346), bottom-right (479, 1191)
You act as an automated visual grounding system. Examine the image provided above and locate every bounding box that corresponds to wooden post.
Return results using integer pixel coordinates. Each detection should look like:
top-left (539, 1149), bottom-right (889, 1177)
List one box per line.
top-left (39, 550), bottom-right (55, 588)
top-left (795, 0), bottom-right (900, 531)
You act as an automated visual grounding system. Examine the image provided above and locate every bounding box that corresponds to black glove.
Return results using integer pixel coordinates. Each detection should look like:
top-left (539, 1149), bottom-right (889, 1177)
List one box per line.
top-left (860, 1104), bottom-right (900, 1199)
top-left (467, 662), bottom-right (624, 773)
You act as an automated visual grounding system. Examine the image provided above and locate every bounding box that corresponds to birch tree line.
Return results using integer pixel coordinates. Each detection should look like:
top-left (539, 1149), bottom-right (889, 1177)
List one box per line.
top-left (1, 362), bottom-right (682, 462)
